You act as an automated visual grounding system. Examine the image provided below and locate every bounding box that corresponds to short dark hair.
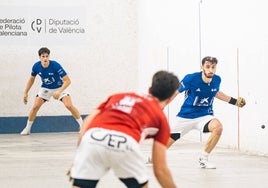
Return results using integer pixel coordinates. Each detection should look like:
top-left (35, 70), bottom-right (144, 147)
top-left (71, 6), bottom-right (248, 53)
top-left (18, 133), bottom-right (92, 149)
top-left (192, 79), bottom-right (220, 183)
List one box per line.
top-left (201, 56), bottom-right (218, 65)
top-left (149, 70), bottom-right (180, 101)
top-left (38, 47), bottom-right (50, 56)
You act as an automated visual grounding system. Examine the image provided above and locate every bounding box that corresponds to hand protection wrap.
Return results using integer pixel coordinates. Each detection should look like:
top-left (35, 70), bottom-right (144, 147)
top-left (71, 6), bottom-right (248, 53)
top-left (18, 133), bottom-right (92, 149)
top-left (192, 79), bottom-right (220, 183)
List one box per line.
top-left (229, 97), bottom-right (246, 107)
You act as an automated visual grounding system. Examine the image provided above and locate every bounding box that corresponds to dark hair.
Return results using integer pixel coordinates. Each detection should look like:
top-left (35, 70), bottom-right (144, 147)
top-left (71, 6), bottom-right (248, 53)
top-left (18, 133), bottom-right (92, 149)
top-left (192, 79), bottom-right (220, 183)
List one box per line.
top-left (201, 56), bottom-right (218, 65)
top-left (38, 47), bottom-right (50, 56)
top-left (149, 70), bottom-right (180, 101)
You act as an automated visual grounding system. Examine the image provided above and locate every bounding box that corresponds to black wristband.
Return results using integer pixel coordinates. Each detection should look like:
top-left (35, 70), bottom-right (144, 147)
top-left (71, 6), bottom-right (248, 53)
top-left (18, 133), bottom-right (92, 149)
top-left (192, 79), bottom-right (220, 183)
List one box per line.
top-left (229, 97), bottom-right (237, 105)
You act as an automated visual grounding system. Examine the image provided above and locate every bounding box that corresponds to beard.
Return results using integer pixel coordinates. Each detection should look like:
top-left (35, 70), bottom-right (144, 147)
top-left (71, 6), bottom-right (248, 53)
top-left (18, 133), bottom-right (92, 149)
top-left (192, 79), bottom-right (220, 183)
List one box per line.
top-left (204, 72), bottom-right (214, 78)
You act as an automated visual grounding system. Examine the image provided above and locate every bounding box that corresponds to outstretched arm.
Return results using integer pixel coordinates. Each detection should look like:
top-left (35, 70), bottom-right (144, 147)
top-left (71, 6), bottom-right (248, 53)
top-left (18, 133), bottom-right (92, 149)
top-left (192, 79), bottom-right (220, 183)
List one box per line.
top-left (216, 91), bottom-right (246, 107)
top-left (152, 140), bottom-right (177, 188)
top-left (215, 91), bottom-right (232, 102)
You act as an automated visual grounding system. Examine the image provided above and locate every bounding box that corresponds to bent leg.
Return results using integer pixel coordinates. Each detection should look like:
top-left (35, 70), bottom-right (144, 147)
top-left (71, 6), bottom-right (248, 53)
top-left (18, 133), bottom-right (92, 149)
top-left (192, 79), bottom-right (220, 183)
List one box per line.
top-left (28, 97), bottom-right (46, 121)
top-left (21, 97), bottom-right (45, 135)
top-left (61, 95), bottom-right (83, 127)
top-left (61, 95), bottom-right (81, 119)
top-left (199, 118), bottom-right (223, 169)
top-left (204, 118), bottom-right (223, 153)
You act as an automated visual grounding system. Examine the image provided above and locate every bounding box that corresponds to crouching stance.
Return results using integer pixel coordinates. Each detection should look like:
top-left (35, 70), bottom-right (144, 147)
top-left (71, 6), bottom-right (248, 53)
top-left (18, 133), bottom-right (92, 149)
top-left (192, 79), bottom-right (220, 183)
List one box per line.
top-left (69, 70), bottom-right (179, 188)
top-left (168, 56), bottom-right (246, 169)
top-left (21, 47), bottom-right (83, 135)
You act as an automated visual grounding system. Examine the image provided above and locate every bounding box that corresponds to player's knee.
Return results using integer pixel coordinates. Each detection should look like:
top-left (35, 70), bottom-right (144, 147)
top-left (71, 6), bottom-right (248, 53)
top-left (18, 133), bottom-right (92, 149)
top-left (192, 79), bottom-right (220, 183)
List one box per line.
top-left (119, 178), bottom-right (148, 188)
top-left (207, 119), bottom-right (223, 135)
top-left (32, 105), bottom-right (42, 111)
top-left (216, 124), bottom-right (223, 135)
top-left (64, 102), bottom-right (73, 110)
top-left (213, 124), bottom-right (223, 135)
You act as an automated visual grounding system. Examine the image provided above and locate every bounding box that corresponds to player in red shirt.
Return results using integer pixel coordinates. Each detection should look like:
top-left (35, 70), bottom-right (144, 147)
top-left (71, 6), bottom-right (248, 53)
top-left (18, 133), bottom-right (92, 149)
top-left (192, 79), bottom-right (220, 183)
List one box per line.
top-left (69, 70), bottom-right (180, 188)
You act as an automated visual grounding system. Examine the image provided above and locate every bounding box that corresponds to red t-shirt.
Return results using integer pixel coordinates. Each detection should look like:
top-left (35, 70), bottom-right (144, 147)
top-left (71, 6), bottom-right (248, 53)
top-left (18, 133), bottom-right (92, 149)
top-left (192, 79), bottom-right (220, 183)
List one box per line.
top-left (86, 92), bottom-right (171, 146)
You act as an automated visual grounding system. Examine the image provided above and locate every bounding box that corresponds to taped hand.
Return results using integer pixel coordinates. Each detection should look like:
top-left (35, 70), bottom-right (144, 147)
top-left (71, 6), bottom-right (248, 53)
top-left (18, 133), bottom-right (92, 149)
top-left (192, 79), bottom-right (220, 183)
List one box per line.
top-left (236, 97), bottom-right (246, 107)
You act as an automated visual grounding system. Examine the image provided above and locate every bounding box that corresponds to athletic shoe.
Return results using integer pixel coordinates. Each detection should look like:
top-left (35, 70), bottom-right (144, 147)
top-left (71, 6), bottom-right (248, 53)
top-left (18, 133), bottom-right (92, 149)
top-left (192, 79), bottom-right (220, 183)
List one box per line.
top-left (145, 157), bottom-right (153, 166)
top-left (20, 128), bottom-right (30, 135)
top-left (199, 157), bottom-right (216, 169)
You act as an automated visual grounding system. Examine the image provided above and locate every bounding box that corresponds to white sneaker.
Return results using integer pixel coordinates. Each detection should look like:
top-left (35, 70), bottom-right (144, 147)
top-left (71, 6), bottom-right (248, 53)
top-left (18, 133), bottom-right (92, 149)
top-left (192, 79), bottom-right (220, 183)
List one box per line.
top-left (145, 157), bottom-right (153, 166)
top-left (199, 157), bottom-right (216, 169)
top-left (20, 128), bottom-right (30, 135)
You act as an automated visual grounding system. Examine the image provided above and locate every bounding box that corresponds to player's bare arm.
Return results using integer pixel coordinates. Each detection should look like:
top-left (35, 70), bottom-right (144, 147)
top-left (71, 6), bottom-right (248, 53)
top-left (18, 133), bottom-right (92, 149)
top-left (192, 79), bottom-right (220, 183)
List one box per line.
top-left (23, 76), bottom-right (36, 104)
top-left (77, 109), bottom-right (100, 146)
top-left (215, 91), bottom-right (232, 102)
top-left (52, 75), bottom-right (71, 99)
top-left (152, 140), bottom-right (177, 188)
top-left (216, 91), bottom-right (246, 107)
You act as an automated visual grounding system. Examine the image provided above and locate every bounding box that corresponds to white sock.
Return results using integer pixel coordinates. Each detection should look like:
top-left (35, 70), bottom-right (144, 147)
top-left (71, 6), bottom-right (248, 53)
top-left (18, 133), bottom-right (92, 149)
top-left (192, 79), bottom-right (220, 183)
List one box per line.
top-left (76, 117), bottom-right (83, 127)
top-left (25, 120), bottom-right (33, 130)
top-left (202, 151), bottom-right (209, 158)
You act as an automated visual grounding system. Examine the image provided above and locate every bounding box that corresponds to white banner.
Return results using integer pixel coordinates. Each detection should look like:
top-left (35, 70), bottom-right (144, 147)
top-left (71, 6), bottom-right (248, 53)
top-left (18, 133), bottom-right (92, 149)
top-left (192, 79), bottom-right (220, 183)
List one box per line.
top-left (0, 6), bottom-right (87, 45)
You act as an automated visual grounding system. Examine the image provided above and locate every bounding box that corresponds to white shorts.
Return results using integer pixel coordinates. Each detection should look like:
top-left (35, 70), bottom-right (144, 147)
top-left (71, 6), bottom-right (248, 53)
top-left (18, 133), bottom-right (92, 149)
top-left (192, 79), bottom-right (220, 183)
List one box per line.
top-left (170, 115), bottom-right (214, 137)
top-left (71, 128), bottom-right (148, 184)
top-left (37, 87), bottom-right (69, 101)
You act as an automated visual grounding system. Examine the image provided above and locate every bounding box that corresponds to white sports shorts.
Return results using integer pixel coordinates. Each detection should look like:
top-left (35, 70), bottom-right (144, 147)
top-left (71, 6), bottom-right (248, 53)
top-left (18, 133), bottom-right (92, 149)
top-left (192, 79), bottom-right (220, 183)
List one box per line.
top-left (37, 87), bottom-right (69, 101)
top-left (71, 128), bottom-right (148, 184)
top-left (170, 115), bottom-right (215, 137)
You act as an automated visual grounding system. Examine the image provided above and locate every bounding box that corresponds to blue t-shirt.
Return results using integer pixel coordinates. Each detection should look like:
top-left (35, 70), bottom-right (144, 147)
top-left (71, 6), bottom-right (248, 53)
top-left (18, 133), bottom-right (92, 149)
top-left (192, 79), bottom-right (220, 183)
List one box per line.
top-left (31, 60), bottom-right (67, 89)
top-left (177, 72), bottom-right (221, 118)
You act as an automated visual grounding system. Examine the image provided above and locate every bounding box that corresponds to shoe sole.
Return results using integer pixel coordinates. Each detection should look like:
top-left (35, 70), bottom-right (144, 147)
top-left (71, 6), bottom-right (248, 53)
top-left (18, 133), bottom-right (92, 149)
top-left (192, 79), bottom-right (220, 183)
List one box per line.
top-left (20, 132), bottom-right (30, 135)
top-left (20, 133), bottom-right (30, 136)
top-left (199, 165), bottom-right (216, 169)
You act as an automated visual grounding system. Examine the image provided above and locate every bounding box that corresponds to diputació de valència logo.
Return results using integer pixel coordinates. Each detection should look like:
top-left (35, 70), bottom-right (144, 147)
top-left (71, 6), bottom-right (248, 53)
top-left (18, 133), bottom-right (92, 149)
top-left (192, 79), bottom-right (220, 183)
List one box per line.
top-left (30, 18), bottom-right (85, 34)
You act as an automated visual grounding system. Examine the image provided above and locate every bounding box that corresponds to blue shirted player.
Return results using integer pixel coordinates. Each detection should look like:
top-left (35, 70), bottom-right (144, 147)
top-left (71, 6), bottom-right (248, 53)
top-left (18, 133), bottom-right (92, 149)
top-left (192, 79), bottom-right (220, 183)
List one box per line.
top-left (147, 56), bottom-right (246, 169)
top-left (20, 47), bottom-right (83, 135)
top-left (177, 71), bottom-right (221, 118)
top-left (31, 60), bottom-right (67, 89)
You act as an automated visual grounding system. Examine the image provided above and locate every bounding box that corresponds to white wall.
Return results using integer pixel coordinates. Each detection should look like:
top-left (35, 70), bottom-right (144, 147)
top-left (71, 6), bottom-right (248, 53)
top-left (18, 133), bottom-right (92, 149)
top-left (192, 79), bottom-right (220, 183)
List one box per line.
top-left (138, 0), bottom-right (268, 155)
top-left (199, 0), bottom-right (268, 155)
top-left (1, 0), bottom-right (267, 155)
top-left (0, 0), bottom-right (138, 116)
